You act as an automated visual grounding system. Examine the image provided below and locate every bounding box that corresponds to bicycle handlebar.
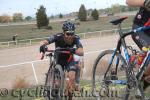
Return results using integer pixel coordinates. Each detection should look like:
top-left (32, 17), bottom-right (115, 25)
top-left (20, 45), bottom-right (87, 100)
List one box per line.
top-left (115, 25), bottom-right (150, 52)
top-left (44, 47), bottom-right (76, 57)
top-left (47, 50), bottom-right (71, 54)
top-left (133, 26), bottom-right (150, 33)
top-left (48, 47), bottom-right (75, 53)
top-left (39, 43), bottom-right (77, 59)
top-left (122, 26), bottom-right (150, 38)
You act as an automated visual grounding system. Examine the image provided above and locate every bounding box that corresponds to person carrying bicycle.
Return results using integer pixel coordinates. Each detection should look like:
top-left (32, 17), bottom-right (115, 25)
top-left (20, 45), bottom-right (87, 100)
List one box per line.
top-left (39, 21), bottom-right (84, 95)
top-left (126, 0), bottom-right (150, 90)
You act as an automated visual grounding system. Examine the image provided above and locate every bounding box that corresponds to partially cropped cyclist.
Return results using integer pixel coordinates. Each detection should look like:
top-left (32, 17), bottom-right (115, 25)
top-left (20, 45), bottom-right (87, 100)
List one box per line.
top-left (39, 21), bottom-right (84, 95)
top-left (126, 0), bottom-right (150, 90)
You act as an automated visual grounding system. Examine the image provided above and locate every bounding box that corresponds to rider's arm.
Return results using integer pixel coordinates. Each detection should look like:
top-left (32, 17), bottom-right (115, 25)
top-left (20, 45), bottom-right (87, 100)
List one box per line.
top-left (39, 35), bottom-right (56, 59)
top-left (75, 36), bottom-right (84, 56)
top-left (76, 48), bottom-right (84, 56)
top-left (126, 0), bottom-right (150, 10)
top-left (40, 35), bottom-right (56, 45)
top-left (126, 0), bottom-right (145, 6)
top-left (40, 40), bottom-right (49, 45)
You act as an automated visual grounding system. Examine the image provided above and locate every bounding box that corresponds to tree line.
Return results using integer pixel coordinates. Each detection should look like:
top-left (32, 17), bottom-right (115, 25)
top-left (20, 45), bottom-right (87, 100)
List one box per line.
top-left (0, 4), bottom-right (139, 29)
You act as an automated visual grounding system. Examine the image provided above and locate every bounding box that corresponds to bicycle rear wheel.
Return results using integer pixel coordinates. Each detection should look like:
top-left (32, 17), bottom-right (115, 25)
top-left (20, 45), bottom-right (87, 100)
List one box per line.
top-left (92, 50), bottom-right (128, 99)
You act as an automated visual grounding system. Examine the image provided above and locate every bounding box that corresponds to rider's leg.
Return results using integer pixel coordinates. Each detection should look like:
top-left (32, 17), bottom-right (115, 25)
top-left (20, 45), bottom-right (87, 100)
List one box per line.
top-left (73, 54), bottom-right (82, 91)
top-left (144, 64), bottom-right (150, 84)
top-left (68, 71), bottom-right (76, 92)
top-left (75, 67), bottom-right (80, 84)
top-left (75, 67), bottom-right (81, 91)
top-left (65, 70), bottom-right (76, 100)
top-left (65, 70), bottom-right (76, 99)
top-left (66, 61), bottom-right (78, 96)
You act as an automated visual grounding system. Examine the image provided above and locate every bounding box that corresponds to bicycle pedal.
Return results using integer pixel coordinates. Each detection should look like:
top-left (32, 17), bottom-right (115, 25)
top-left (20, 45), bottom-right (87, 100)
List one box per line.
top-left (111, 75), bottom-right (118, 80)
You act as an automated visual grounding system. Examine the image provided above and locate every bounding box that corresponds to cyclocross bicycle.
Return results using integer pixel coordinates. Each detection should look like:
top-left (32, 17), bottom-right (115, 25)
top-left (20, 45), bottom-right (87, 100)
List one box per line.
top-left (92, 17), bottom-right (150, 100)
top-left (43, 47), bottom-right (77, 100)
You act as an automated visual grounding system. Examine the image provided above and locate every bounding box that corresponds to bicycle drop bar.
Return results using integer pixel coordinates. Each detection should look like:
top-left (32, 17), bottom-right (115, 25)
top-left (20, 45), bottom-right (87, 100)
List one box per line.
top-left (133, 26), bottom-right (150, 33)
top-left (47, 47), bottom-right (76, 54)
top-left (122, 26), bottom-right (150, 39)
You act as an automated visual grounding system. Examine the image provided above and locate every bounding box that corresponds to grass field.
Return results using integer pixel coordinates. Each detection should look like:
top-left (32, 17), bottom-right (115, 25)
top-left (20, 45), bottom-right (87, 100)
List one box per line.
top-left (0, 80), bottom-right (149, 100)
top-left (0, 16), bottom-right (134, 42)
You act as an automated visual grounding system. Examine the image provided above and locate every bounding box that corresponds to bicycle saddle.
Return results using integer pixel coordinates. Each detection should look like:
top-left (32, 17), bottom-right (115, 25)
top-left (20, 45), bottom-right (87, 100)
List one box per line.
top-left (110, 17), bottom-right (128, 25)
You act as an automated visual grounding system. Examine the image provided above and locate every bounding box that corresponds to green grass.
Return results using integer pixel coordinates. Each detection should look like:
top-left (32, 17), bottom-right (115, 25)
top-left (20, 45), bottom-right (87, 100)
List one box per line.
top-left (0, 22), bottom-right (62, 42)
top-left (0, 81), bottom-right (149, 100)
top-left (0, 96), bottom-right (36, 100)
top-left (0, 16), bottom-right (134, 42)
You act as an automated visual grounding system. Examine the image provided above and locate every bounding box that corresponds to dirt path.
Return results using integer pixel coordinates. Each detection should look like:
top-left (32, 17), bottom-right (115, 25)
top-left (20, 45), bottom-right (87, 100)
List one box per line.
top-left (0, 34), bottom-right (138, 89)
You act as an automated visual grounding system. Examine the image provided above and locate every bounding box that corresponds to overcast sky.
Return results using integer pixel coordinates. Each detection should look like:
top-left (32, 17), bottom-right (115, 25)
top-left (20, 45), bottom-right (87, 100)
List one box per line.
top-left (0, 0), bottom-right (127, 17)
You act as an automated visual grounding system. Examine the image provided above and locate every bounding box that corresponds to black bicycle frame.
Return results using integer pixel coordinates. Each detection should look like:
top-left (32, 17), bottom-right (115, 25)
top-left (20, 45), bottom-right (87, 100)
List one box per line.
top-left (104, 23), bottom-right (132, 79)
top-left (104, 24), bottom-right (150, 84)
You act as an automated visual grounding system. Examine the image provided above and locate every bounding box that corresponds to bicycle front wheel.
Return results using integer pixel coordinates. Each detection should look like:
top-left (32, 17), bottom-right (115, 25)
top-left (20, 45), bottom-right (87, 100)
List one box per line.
top-left (92, 50), bottom-right (128, 99)
top-left (45, 64), bottom-right (64, 100)
top-left (44, 64), bottom-right (55, 100)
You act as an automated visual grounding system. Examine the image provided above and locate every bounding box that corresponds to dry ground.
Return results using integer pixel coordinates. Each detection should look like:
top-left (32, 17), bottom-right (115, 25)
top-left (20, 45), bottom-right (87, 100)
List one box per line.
top-left (0, 34), bottom-right (137, 89)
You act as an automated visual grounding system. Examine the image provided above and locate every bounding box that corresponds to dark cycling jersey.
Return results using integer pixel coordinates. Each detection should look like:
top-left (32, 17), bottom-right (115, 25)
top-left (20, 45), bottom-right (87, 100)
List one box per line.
top-left (46, 33), bottom-right (83, 66)
top-left (132, 7), bottom-right (150, 49)
top-left (133, 7), bottom-right (150, 35)
top-left (134, 7), bottom-right (150, 27)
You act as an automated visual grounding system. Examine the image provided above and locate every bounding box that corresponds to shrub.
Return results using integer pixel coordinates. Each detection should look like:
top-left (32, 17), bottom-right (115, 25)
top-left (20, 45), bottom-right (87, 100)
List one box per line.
top-left (12, 77), bottom-right (30, 89)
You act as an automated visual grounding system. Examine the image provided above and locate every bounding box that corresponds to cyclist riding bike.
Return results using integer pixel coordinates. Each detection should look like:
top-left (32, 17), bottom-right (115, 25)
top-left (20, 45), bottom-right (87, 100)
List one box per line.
top-left (126, 0), bottom-right (150, 90)
top-left (39, 21), bottom-right (84, 95)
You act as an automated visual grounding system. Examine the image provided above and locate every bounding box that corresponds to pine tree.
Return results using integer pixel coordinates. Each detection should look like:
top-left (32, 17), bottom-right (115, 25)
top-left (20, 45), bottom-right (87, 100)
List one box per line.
top-left (59, 13), bottom-right (63, 18)
top-left (91, 9), bottom-right (99, 20)
top-left (78, 4), bottom-right (87, 21)
top-left (36, 5), bottom-right (49, 29)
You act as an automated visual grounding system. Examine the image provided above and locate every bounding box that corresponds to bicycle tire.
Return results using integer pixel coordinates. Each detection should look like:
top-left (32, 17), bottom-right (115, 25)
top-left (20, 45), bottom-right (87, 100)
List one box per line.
top-left (44, 64), bottom-right (54, 100)
top-left (53, 64), bottom-right (65, 100)
top-left (44, 64), bottom-right (64, 100)
top-left (92, 50), bottom-right (129, 99)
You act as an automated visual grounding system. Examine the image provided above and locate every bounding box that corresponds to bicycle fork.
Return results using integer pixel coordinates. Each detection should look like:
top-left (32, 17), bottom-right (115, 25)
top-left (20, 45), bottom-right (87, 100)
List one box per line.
top-left (104, 49), bottom-right (117, 79)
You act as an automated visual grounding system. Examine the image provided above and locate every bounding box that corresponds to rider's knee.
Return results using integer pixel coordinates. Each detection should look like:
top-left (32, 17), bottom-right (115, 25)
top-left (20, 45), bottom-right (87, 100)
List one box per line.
top-left (68, 71), bottom-right (76, 81)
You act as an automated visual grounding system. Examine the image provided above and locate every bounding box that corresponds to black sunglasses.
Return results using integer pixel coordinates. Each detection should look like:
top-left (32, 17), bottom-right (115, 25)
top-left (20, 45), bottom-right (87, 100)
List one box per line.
top-left (65, 31), bottom-right (75, 36)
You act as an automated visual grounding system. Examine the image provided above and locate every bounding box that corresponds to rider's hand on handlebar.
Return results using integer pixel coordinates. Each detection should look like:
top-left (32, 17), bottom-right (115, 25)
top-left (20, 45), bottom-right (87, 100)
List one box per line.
top-left (39, 45), bottom-right (48, 60)
top-left (39, 45), bottom-right (48, 53)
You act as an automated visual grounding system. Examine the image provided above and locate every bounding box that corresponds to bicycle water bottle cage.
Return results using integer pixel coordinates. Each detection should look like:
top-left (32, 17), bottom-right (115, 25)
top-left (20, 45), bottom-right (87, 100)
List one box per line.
top-left (110, 17), bottom-right (128, 25)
